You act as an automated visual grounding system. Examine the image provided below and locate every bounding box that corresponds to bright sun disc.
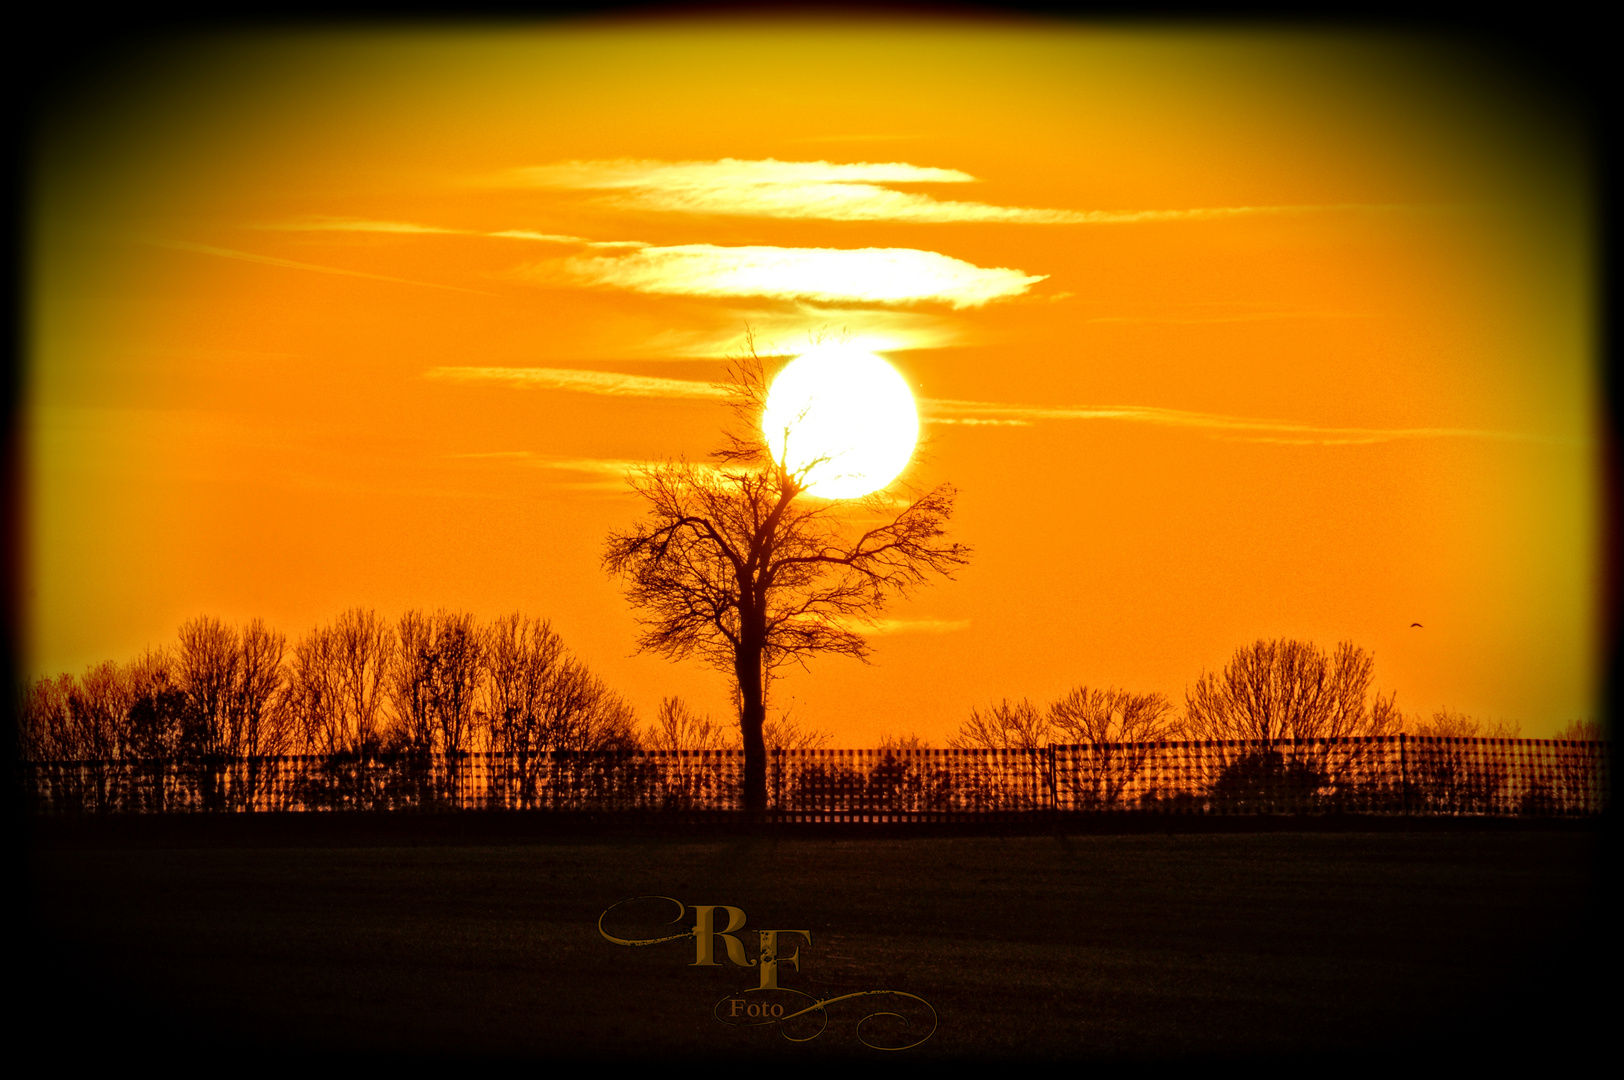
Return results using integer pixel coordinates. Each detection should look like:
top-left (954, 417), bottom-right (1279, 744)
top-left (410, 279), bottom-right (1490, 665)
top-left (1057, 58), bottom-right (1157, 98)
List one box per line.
top-left (761, 345), bottom-right (919, 499)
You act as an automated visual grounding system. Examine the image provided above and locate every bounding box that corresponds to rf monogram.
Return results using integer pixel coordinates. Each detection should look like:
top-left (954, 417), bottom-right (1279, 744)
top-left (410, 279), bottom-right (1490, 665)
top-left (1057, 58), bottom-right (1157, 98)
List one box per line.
top-left (602, 899), bottom-right (811, 990)
top-left (688, 905), bottom-right (811, 989)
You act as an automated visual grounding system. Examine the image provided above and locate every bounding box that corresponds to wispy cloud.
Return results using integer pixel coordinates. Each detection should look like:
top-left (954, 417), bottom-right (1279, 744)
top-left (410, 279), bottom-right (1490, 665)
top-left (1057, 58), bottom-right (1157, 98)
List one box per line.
top-left (525, 244), bottom-right (1045, 308)
top-left (863, 617), bottom-right (972, 636)
top-left (447, 453), bottom-right (755, 493)
top-left (504, 158), bottom-right (1430, 224)
top-left (921, 399), bottom-right (1551, 445)
top-left (264, 218), bottom-right (463, 234)
top-left (262, 218), bottom-right (650, 250)
top-left (831, 614), bottom-right (972, 636)
top-left (425, 367), bottom-right (728, 399)
top-left (446, 453), bottom-right (648, 491)
top-left (147, 239), bottom-right (490, 294)
top-left (615, 308), bottom-right (965, 360)
top-left (449, 453), bottom-right (644, 474)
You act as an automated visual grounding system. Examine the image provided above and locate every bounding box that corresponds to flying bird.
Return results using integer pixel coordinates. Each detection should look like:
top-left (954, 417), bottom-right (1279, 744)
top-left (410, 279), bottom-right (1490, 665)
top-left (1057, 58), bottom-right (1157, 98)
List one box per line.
top-left (1410, 622), bottom-right (1423, 628)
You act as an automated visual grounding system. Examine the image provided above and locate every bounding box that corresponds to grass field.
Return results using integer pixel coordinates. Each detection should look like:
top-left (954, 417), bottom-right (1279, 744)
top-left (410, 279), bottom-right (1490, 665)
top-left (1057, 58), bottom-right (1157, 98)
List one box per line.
top-left (21, 823), bottom-right (1606, 1063)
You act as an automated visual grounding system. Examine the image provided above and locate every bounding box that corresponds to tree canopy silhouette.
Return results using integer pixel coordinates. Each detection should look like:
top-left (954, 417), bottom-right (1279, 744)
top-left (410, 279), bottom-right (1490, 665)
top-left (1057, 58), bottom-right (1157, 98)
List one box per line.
top-left (1185, 638), bottom-right (1400, 744)
top-left (602, 337), bottom-right (970, 810)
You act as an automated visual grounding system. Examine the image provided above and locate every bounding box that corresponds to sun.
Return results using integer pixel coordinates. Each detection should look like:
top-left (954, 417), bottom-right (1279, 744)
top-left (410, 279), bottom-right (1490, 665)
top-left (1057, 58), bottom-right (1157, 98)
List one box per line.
top-left (761, 345), bottom-right (919, 499)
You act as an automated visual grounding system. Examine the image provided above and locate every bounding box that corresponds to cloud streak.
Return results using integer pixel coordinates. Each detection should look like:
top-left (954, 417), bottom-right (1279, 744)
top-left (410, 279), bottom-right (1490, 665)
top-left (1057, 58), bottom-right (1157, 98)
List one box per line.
top-left (425, 367), bottom-right (729, 399)
top-left (528, 244), bottom-right (1045, 307)
top-left (506, 158), bottom-right (1430, 224)
top-left (860, 617), bottom-right (973, 636)
top-left (263, 218), bottom-right (651, 249)
top-left (147, 239), bottom-right (491, 294)
top-left (921, 399), bottom-right (1550, 445)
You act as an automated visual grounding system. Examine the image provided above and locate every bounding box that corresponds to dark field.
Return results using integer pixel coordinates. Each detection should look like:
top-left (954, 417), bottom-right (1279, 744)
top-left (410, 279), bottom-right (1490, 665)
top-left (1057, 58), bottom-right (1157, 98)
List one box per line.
top-left (21, 822), bottom-right (1607, 1064)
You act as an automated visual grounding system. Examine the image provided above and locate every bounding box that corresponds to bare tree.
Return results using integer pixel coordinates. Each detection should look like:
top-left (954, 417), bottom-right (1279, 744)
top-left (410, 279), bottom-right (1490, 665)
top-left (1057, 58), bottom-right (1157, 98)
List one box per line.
top-left (392, 609), bottom-right (484, 756)
top-left (481, 613), bottom-right (565, 755)
top-left (1409, 709), bottom-right (1520, 738)
top-left (1184, 639), bottom-right (1400, 745)
top-left (763, 712), bottom-right (831, 752)
top-left (1404, 709), bottom-right (1521, 813)
top-left (389, 609), bottom-right (437, 751)
top-left (603, 339), bottom-right (969, 810)
top-left (1049, 687), bottom-right (1177, 744)
top-left (18, 673), bottom-right (76, 762)
top-left (950, 698), bottom-right (1049, 751)
top-left (1048, 687), bottom-right (1177, 808)
top-left (1555, 718), bottom-right (1603, 741)
top-left (233, 619), bottom-right (291, 757)
top-left (124, 648), bottom-right (186, 760)
top-left (1183, 639), bottom-right (1402, 809)
top-left (481, 612), bottom-right (638, 754)
top-left (68, 661), bottom-right (130, 762)
top-left (287, 608), bottom-right (395, 754)
top-left (121, 648), bottom-right (187, 809)
top-left (53, 661), bottom-right (134, 812)
top-left (177, 616), bottom-right (238, 758)
top-left (535, 659), bottom-right (639, 752)
top-left (645, 695), bottom-right (732, 752)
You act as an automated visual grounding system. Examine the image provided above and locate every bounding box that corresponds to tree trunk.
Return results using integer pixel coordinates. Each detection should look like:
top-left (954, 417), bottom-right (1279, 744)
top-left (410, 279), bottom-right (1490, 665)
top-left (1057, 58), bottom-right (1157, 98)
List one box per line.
top-left (735, 636), bottom-right (767, 812)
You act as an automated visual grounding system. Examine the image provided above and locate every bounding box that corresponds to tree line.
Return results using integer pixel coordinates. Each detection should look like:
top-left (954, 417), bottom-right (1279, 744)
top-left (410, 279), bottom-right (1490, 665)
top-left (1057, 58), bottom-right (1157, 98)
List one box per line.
top-left (943, 638), bottom-right (1600, 751)
top-left (17, 623), bottom-right (1599, 766)
top-left (18, 609), bottom-right (641, 763)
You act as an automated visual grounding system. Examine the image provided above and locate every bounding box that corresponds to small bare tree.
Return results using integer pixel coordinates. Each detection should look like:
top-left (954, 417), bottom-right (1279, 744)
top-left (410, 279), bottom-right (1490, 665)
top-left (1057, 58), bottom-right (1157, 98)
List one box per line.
top-left (1408, 710), bottom-right (1520, 738)
top-left (950, 698), bottom-right (1049, 751)
top-left (645, 695), bottom-right (731, 752)
top-left (234, 619), bottom-right (291, 757)
top-left (391, 609), bottom-right (438, 751)
top-left (69, 661), bottom-right (130, 762)
top-left (178, 616), bottom-right (239, 758)
top-left (1049, 687), bottom-right (1177, 745)
top-left (479, 613), bottom-right (636, 754)
top-left (763, 713), bottom-right (831, 752)
top-left (482, 613), bottom-right (565, 755)
top-left (1404, 709), bottom-right (1521, 814)
top-left (1048, 687), bottom-right (1177, 808)
top-left (19, 673), bottom-right (77, 762)
top-left (428, 610), bottom-right (483, 756)
top-left (1555, 719), bottom-right (1603, 741)
top-left (287, 608), bottom-right (395, 754)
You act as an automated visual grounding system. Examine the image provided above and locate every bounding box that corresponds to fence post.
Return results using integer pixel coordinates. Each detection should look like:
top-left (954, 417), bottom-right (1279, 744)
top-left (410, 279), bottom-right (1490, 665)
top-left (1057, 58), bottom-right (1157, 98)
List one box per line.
top-left (1045, 744), bottom-right (1057, 813)
top-left (1399, 733), bottom-right (1408, 815)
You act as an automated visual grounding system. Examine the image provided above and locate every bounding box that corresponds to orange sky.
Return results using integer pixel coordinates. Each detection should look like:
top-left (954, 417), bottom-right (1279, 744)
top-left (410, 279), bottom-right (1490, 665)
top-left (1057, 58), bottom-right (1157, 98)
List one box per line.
top-left (27, 21), bottom-right (1597, 742)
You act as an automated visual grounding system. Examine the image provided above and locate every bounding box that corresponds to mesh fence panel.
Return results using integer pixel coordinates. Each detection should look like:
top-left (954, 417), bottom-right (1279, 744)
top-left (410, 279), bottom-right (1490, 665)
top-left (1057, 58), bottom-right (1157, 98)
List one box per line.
top-left (18, 737), bottom-right (1609, 817)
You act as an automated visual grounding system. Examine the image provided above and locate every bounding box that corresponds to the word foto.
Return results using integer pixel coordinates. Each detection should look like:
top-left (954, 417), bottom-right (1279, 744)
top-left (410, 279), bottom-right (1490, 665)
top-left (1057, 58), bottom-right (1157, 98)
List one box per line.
top-left (597, 895), bottom-right (936, 1050)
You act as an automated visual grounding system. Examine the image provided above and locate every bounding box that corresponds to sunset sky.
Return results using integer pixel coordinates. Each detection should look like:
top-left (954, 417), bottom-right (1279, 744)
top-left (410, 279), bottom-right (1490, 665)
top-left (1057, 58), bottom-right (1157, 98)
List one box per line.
top-left (28, 21), bottom-right (1597, 742)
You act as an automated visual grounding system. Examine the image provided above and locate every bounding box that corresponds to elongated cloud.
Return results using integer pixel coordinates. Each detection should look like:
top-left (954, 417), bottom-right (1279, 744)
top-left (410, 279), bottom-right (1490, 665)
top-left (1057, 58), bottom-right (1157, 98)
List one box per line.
top-left (530, 244), bottom-right (1045, 308)
top-left (425, 367), bottom-right (728, 399)
top-left (265, 218), bottom-right (463, 234)
top-left (922, 399), bottom-right (1549, 445)
top-left (862, 618), bottom-right (972, 636)
top-left (263, 218), bottom-right (649, 249)
top-left (147, 239), bottom-right (489, 294)
top-left (506, 158), bottom-right (1421, 224)
top-left (511, 157), bottom-right (1075, 222)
